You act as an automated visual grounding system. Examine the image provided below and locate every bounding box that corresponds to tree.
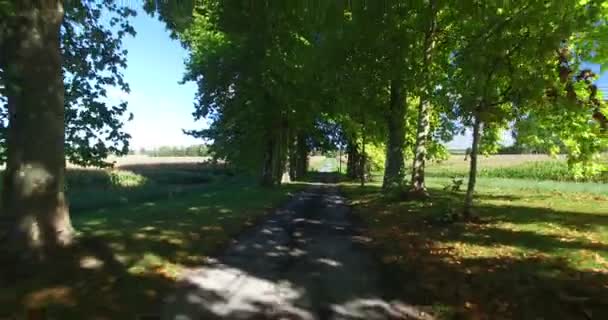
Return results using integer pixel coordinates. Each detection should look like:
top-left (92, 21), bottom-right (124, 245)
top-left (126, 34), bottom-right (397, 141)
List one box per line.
top-left (514, 2), bottom-right (608, 179)
top-left (1, 1), bottom-right (136, 167)
top-left (410, 0), bottom-right (439, 195)
top-left (0, 0), bottom-right (73, 255)
top-left (151, 1), bottom-right (345, 186)
top-left (383, 79), bottom-right (406, 189)
top-left (61, 1), bottom-right (136, 167)
top-left (447, 0), bottom-right (606, 218)
top-left (0, 1), bottom-right (136, 257)
top-left (147, 0), bottom-right (607, 196)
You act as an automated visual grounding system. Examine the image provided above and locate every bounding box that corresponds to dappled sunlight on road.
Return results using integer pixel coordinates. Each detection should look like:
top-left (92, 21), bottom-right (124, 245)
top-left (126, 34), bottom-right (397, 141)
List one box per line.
top-left (163, 185), bottom-right (434, 319)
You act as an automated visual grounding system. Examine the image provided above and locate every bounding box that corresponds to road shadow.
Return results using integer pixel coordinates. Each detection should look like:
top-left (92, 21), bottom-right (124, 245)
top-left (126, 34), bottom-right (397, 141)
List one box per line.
top-left (0, 181), bottom-right (301, 319)
top-left (0, 236), bottom-right (175, 319)
top-left (162, 185), bottom-right (434, 319)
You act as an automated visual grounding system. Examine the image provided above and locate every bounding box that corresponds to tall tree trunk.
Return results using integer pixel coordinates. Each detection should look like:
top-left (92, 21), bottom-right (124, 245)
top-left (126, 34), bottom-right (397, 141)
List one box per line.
top-left (294, 133), bottom-right (308, 179)
top-left (410, 0), bottom-right (437, 195)
top-left (260, 137), bottom-right (277, 187)
top-left (346, 139), bottom-right (360, 180)
top-left (411, 99), bottom-right (431, 195)
top-left (261, 115), bottom-right (290, 186)
top-left (288, 136), bottom-right (298, 181)
top-left (382, 78), bottom-right (406, 191)
top-left (411, 98), bottom-right (431, 193)
top-left (1, 1), bottom-right (74, 255)
top-left (281, 157), bottom-right (291, 184)
top-left (276, 115), bottom-right (290, 184)
top-left (338, 148), bottom-right (342, 174)
top-left (360, 123), bottom-right (366, 187)
top-left (463, 114), bottom-right (482, 219)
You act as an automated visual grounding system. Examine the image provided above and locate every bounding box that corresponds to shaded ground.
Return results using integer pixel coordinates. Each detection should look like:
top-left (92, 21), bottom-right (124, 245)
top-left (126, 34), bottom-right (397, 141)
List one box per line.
top-left (163, 182), bottom-right (432, 319)
top-left (0, 173), bottom-right (299, 319)
top-left (342, 183), bottom-right (608, 319)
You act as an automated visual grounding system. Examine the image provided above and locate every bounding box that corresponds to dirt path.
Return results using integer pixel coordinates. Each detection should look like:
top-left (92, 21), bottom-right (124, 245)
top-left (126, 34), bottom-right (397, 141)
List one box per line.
top-left (162, 183), bottom-right (432, 320)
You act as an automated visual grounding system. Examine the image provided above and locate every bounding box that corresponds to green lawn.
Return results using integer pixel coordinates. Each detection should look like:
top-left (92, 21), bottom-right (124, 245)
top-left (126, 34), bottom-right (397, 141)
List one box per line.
top-left (341, 179), bottom-right (608, 319)
top-left (0, 167), bottom-right (303, 319)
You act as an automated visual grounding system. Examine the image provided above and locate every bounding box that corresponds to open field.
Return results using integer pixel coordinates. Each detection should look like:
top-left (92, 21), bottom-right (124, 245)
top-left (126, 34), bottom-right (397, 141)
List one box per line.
top-left (2, 156), bottom-right (220, 212)
top-left (0, 157), bottom-right (305, 318)
top-left (432, 154), bottom-right (557, 169)
top-left (427, 154), bottom-right (608, 182)
top-left (309, 155), bottom-right (343, 172)
top-left (100, 155), bottom-right (213, 167)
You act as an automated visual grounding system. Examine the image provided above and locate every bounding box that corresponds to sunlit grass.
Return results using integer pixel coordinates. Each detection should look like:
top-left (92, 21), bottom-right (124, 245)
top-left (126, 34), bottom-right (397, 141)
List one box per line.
top-left (341, 180), bottom-right (608, 319)
top-left (426, 176), bottom-right (608, 195)
top-left (71, 181), bottom-right (302, 272)
top-left (0, 169), bottom-right (303, 319)
top-left (66, 169), bottom-right (148, 189)
top-left (427, 156), bottom-right (607, 183)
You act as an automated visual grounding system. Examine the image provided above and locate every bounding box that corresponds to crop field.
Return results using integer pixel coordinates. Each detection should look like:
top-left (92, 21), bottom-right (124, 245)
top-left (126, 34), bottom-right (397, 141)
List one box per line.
top-left (427, 154), bottom-right (607, 181)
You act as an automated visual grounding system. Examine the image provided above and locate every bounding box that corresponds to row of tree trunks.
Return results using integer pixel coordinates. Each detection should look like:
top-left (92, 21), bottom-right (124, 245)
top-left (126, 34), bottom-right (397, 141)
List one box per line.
top-left (260, 114), bottom-right (293, 187)
top-left (1, 1), bottom-right (74, 257)
top-left (382, 78), bottom-right (406, 190)
top-left (380, 0), bottom-right (437, 194)
top-left (288, 133), bottom-right (309, 181)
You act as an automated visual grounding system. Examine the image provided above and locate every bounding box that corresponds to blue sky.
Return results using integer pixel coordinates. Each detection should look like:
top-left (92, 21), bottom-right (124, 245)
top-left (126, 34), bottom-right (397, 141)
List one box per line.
top-left (113, 10), bottom-right (608, 150)
top-left (108, 10), bottom-right (201, 150)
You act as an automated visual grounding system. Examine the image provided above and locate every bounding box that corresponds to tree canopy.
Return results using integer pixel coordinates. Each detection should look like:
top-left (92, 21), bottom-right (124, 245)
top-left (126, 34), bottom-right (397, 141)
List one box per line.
top-left (1, 0), bottom-right (607, 255)
top-left (0, 0), bottom-right (136, 167)
top-left (147, 0), bottom-right (607, 187)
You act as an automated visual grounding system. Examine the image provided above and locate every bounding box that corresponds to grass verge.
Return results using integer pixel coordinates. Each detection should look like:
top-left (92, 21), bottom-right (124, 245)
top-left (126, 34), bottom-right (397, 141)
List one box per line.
top-left (0, 181), bottom-right (303, 319)
top-left (341, 181), bottom-right (608, 319)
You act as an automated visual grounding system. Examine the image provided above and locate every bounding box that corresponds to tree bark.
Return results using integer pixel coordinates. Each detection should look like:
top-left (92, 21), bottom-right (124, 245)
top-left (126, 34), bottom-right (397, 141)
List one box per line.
top-left (276, 115), bottom-right (289, 184)
top-left (382, 78), bottom-right (406, 191)
top-left (1, 1), bottom-right (74, 256)
top-left (288, 136), bottom-right (297, 181)
top-left (410, 0), bottom-right (437, 195)
top-left (260, 115), bottom-right (289, 186)
top-left (346, 139), bottom-right (361, 180)
top-left (463, 114), bottom-right (482, 219)
top-left (260, 136), bottom-right (277, 187)
top-left (338, 148), bottom-right (342, 174)
top-left (281, 156), bottom-right (291, 184)
top-left (360, 123), bottom-right (366, 187)
top-left (294, 133), bottom-right (308, 179)
top-left (411, 98), bottom-right (431, 193)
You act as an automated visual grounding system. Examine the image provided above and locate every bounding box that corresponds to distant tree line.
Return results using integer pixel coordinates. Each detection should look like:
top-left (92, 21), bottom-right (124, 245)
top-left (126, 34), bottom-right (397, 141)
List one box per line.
top-left (135, 145), bottom-right (211, 157)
